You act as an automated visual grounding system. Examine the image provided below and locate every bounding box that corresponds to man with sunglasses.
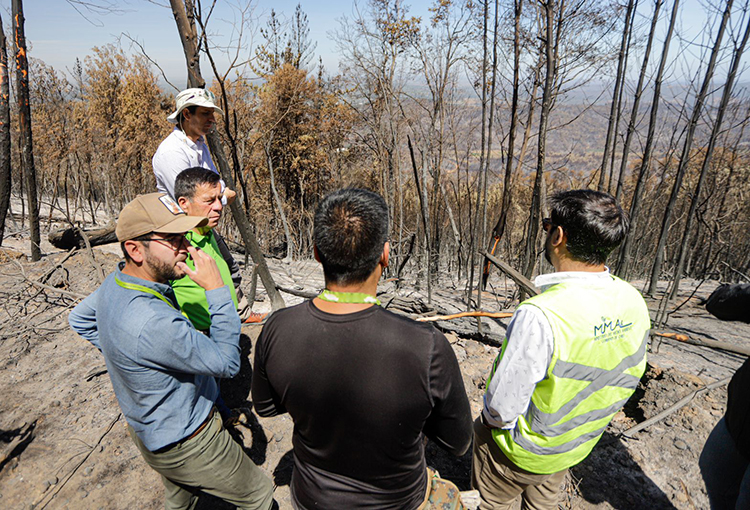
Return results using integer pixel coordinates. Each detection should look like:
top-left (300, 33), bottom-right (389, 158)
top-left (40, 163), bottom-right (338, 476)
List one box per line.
top-left (472, 189), bottom-right (650, 510)
top-left (69, 193), bottom-right (274, 510)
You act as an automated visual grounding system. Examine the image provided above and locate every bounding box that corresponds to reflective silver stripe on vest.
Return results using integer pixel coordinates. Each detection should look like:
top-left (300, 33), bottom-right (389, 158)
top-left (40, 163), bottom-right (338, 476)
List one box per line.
top-left (512, 331), bottom-right (648, 455)
top-left (529, 396), bottom-right (631, 437)
top-left (512, 421), bottom-right (610, 456)
top-left (552, 362), bottom-right (641, 389)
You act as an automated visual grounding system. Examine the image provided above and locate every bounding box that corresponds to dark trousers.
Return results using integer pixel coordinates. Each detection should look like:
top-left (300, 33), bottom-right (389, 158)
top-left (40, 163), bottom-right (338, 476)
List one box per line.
top-left (700, 417), bottom-right (750, 509)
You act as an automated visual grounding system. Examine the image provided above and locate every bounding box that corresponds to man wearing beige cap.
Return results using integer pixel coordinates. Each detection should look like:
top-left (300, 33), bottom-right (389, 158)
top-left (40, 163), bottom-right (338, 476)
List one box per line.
top-left (69, 193), bottom-right (274, 510)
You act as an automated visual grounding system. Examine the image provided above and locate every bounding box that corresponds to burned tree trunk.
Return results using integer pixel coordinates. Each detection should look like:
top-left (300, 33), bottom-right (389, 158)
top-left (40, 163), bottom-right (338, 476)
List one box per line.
top-left (48, 223), bottom-right (117, 250)
top-left (523, 0), bottom-right (556, 282)
top-left (617, 0), bottom-right (678, 279)
top-left (169, 0), bottom-right (203, 90)
top-left (647, 0), bottom-right (733, 295)
top-left (12, 0), bottom-right (40, 261)
top-left (468, 0), bottom-right (490, 309)
top-left (669, 5), bottom-right (750, 299)
top-left (599, 0), bottom-right (637, 192)
top-left (264, 136), bottom-right (293, 261)
top-left (614, 0), bottom-right (662, 202)
top-left (408, 135), bottom-right (431, 302)
top-left (0, 16), bottom-right (10, 247)
top-left (483, 0), bottom-right (528, 289)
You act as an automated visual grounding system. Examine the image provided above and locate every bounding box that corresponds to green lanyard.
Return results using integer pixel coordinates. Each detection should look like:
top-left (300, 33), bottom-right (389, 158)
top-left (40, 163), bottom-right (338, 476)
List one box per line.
top-left (317, 289), bottom-right (381, 306)
top-left (115, 276), bottom-right (189, 318)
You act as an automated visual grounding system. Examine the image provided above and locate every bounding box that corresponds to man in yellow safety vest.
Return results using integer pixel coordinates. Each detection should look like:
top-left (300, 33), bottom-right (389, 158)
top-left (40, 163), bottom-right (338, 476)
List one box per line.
top-left (472, 189), bottom-right (651, 510)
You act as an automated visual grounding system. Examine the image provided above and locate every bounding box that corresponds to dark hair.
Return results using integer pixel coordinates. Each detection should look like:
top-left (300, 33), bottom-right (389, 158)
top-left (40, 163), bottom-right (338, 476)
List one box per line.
top-left (314, 188), bottom-right (389, 286)
top-left (548, 189), bottom-right (629, 265)
top-left (121, 233), bottom-right (152, 262)
top-left (174, 167), bottom-right (221, 201)
top-left (177, 105), bottom-right (198, 132)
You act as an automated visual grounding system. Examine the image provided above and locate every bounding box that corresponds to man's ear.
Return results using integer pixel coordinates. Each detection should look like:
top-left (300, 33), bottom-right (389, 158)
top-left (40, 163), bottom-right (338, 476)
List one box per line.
top-left (313, 245), bottom-right (321, 263)
top-left (550, 226), bottom-right (566, 248)
top-left (124, 240), bottom-right (146, 264)
top-left (177, 196), bottom-right (190, 211)
top-left (380, 242), bottom-right (390, 268)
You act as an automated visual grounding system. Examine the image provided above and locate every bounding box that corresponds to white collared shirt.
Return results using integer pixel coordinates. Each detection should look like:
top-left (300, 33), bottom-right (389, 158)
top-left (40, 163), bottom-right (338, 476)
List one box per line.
top-left (482, 268), bottom-right (612, 430)
top-left (152, 127), bottom-right (224, 199)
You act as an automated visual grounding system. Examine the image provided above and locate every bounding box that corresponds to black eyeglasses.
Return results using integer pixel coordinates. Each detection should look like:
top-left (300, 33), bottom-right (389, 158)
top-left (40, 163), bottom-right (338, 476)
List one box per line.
top-left (142, 234), bottom-right (187, 250)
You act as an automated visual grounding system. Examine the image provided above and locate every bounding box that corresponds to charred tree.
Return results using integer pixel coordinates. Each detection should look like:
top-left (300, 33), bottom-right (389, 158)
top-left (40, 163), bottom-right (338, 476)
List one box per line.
top-left (0, 16), bottom-right (10, 247)
top-left (476, 0), bottom-right (499, 327)
top-left (523, 0), bottom-right (556, 281)
top-left (483, 0), bottom-right (521, 289)
top-left (12, 0), bottom-right (40, 261)
top-left (647, 0), bottom-right (733, 296)
top-left (617, 0), bottom-right (679, 278)
top-left (468, 0), bottom-right (491, 309)
top-left (614, 0), bottom-right (663, 202)
top-left (264, 136), bottom-right (293, 261)
top-left (599, 0), bottom-right (637, 192)
top-left (669, 5), bottom-right (750, 298)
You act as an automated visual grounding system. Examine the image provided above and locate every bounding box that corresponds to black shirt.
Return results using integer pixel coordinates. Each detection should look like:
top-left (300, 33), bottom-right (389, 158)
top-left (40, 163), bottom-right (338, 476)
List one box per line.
top-left (726, 357), bottom-right (750, 459)
top-left (252, 300), bottom-right (472, 510)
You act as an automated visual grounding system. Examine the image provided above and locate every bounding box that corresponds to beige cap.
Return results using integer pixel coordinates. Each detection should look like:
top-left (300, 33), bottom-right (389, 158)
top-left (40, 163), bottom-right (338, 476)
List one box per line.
top-left (167, 88), bottom-right (224, 124)
top-left (115, 193), bottom-right (208, 241)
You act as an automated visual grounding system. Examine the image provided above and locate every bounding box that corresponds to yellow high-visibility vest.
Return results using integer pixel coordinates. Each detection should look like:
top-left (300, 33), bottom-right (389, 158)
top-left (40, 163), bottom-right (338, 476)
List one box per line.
top-left (490, 275), bottom-right (650, 474)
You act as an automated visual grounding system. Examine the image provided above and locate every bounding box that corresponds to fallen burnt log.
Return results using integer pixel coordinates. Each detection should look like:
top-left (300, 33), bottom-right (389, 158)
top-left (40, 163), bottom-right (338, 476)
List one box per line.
top-left (276, 285), bottom-right (317, 299)
top-left (484, 252), bottom-right (539, 297)
top-left (416, 311), bottom-right (513, 322)
top-left (652, 330), bottom-right (750, 357)
top-left (620, 376), bottom-right (732, 439)
top-left (48, 223), bottom-right (117, 250)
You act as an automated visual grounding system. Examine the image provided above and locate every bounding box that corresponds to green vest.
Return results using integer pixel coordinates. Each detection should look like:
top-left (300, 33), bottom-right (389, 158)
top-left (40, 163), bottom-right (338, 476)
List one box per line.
top-left (490, 275), bottom-right (650, 474)
top-left (171, 228), bottom-right (238, 331)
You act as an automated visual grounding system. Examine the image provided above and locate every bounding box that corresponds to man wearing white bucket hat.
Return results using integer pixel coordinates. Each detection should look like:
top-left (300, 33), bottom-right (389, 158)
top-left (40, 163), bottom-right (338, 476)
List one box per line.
top-left (153, 88), bottom-right (236, 204)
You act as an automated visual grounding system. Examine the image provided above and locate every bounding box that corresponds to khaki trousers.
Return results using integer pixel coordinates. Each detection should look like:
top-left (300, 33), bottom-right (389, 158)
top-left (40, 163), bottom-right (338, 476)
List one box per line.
top-left (471, 417), bottom-right (566, 510)
top-left (129, 410), bottom-right (274, 510)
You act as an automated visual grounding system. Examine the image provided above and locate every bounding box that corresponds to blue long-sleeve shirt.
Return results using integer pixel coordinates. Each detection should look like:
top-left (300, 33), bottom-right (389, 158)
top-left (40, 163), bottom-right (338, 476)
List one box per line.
top-left (68, 263), bottom-right (241, 451)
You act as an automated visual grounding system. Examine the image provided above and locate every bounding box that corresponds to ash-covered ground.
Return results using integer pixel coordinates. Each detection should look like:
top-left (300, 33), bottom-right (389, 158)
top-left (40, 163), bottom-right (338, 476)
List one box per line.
top-left (1, 232), bottom-right (747, 510)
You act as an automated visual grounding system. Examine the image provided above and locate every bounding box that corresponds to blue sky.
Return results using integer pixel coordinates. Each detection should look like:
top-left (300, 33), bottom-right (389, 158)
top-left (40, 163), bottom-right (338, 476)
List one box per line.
top-left (18, 0), bottom-right (397, 88)
top-left (10, 0), bottom-right (749, 90)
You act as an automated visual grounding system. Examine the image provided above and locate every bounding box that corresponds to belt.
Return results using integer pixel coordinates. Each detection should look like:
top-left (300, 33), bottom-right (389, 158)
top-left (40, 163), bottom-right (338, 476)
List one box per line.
top-left (154, 407), bottom-right (216, 453)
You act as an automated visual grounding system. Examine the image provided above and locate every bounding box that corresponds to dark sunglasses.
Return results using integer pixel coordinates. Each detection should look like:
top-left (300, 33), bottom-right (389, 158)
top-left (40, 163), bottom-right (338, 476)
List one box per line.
top-left (142, 234), bottom-right (187, 250)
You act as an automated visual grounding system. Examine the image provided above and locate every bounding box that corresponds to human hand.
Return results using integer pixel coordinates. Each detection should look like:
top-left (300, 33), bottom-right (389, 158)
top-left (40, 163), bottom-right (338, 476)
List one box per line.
top-left (223, 188), bottom-right (237, 205)
top-left (177, 244), bottom-right (224, 291)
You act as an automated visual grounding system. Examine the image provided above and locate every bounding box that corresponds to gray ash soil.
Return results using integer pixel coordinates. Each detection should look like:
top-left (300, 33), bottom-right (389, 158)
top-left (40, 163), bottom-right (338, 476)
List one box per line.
top-left (0, 237), bottom-right (747, 510)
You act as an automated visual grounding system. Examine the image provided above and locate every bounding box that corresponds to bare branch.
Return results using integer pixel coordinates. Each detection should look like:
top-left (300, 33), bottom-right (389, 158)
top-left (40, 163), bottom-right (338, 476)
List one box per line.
top-left (64, 0), bottom-right (130, 27)
top-left (119, 32), bottom-right (180, 92)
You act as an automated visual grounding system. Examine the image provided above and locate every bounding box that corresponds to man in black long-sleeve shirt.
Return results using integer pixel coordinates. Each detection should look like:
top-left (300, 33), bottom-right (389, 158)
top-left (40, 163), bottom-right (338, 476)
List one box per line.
top-left (252, 188), bottom-right (472, 509)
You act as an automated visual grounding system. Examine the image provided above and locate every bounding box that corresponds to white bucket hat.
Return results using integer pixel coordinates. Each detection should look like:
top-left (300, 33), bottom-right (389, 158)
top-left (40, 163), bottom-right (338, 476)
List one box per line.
top-left (167, 88), bottom-right (224, 124)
